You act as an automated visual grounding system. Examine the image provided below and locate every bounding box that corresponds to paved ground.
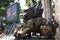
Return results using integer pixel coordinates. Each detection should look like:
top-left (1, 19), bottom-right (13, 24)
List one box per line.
top-left (0, 35), bottom-right (15, 40)
top-left (0, 35), bottom-right (55, 40)
top-left (15, 37), bottom-right (55, 40)
top-left (15, 38), bottom-right (55, 40)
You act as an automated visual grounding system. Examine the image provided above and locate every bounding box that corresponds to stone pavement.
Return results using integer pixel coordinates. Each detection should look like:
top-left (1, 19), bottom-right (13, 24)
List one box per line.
top-left (15, 38), bottom-right (55, 40)
top-left (0, 35), bottom-right (15, 40)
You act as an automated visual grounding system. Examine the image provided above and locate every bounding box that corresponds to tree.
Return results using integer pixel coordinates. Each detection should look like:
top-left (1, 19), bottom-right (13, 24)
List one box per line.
top-left (0, 0), bottom-right (14, 16)
top-left (55, 0), bottom-right (60, 40)
top-left (41, 0), bottom-right (52, 24)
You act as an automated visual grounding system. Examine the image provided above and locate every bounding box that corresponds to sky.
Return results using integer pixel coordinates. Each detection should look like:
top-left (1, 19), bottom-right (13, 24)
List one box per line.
top-left (14, 0), bottom-right (28, 9)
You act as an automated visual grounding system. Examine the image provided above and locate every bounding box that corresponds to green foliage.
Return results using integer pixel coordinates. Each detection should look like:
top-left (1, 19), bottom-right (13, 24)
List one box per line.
top-left (52, 0), bottom-right (55, 13)
top-left (26, 0), bottom-right (41, 7)
top-left (26, 0), bottom-right (32, 6)
top-left (20, 9), bottom-right (23, 13)
top-left (52, 5), bottom-right (55, 13)
top-left (0, 0), bottom-right (14, 16)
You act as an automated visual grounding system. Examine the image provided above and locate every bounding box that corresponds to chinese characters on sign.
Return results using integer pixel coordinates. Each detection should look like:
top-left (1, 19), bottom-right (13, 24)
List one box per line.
top-left (6, 4), bottom-right (17, 22)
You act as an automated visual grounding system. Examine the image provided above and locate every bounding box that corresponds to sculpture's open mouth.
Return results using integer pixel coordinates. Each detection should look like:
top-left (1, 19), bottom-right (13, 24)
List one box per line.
top-left (17, 30), bottom-right (23, 34)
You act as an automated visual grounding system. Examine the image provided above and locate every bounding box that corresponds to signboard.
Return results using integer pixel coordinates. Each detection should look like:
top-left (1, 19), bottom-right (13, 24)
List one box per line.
top-left (6, 3), bottom-right (20, 23)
